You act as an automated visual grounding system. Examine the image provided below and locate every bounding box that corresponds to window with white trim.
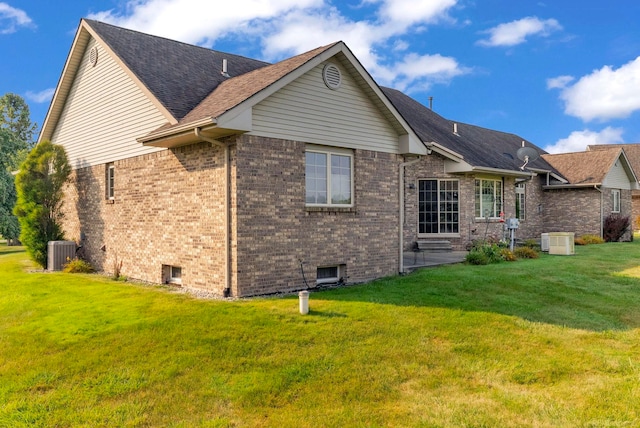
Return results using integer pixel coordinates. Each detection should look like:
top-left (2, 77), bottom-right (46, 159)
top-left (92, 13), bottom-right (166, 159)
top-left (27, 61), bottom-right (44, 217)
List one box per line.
top-left (515, 183), bottom-right (526, 221)
top-left (612, 189), bottom-right (621, 213)
top-left (475, 178), bottom-right (503, 218)
top-left (106, 163), bottom-right (115, 200)
top-left (305, 148), bottom-right (353, 206)
top-left (418, 179), bottom-right (459, 234)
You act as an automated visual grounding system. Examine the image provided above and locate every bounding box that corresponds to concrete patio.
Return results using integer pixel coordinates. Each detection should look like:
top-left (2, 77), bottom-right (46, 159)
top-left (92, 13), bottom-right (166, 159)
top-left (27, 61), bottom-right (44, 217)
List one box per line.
top-left (403, 250), bottom-right (468, 271)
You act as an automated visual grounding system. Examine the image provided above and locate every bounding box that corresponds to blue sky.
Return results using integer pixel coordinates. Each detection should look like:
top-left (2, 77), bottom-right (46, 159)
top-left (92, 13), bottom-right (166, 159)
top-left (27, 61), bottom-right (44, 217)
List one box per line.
top-left (2, 0), bottom-right (640, 153)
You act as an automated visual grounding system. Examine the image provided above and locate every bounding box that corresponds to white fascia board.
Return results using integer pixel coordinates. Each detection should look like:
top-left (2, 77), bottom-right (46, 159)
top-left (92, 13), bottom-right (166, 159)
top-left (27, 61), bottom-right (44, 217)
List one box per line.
top-left (445, 160), bottom-right (533, 178)
top-left (429, 142), bottom-right (464, 161)
top-left (39, 23), bottom-right (90, 143)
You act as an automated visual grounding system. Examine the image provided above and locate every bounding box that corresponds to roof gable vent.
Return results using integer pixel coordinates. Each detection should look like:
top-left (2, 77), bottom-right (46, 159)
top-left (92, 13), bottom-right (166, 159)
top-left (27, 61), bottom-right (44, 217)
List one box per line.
top-left (323, 63), bottom-right (342, 90)
top-left (89, 46), bottom-right (98, 67)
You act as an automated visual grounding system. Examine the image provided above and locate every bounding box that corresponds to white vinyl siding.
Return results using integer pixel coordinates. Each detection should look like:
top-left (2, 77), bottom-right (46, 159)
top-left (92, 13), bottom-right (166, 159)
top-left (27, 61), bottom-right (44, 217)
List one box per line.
top-left (51, 37), bottom-right (167, 169)
top-left (252, 60), bottom-right (401, 153)
top-left (603, 160), bottom-right (633, 190)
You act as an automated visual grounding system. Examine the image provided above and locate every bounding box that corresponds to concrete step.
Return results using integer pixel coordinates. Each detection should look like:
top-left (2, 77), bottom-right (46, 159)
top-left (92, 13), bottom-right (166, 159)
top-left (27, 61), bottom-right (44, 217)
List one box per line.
top-left (415, 240), bottom-right (453, 252)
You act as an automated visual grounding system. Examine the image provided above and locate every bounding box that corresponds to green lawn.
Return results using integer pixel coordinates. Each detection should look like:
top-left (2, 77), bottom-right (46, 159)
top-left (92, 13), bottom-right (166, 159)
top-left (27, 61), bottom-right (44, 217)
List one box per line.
top-left (2, 242), bottom-right (640, 427)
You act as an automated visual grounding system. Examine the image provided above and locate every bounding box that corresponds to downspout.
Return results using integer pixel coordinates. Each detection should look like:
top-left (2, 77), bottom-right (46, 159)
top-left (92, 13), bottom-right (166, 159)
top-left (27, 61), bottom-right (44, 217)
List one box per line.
top-left (195, 128), bottom-right (231, 297)
top-left (399, 156), bottom-right (421, 274)
top-left (594, 185), bottom-right (603, 238)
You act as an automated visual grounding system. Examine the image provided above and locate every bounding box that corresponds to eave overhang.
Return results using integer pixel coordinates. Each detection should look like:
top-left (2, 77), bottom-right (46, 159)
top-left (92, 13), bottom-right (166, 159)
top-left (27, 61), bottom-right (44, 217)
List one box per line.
top-left (542, 183), bottom-right (602, 190)
top-left (444, 159), bottom-right (534, 178)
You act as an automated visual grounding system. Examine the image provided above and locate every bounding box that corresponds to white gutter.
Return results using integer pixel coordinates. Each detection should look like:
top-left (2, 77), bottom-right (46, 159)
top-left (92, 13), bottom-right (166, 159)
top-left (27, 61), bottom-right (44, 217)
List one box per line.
top-left (399, 156), bottom-right (421, 274)
top-left (138, 118), bottom-right (216, 144)
top-left (195, 128), bottom-right (231, 296)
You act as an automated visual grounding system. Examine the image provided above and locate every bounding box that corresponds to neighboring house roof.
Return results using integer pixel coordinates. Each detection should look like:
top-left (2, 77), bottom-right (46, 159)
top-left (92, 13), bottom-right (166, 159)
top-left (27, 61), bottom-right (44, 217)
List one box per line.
top-left (542, 147), bottom-right (638, 187)
top-left (588, 144), bottom-right (640, 183)
top-left (382, 87), bottom-right (559, 176)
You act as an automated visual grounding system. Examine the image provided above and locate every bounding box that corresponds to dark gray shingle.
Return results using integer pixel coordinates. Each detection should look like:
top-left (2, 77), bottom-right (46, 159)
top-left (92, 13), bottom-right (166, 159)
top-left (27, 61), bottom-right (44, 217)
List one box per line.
top-left (85, 19), bottom-right (270, 120)
top-left (381, 87), bottom-right (556, 173)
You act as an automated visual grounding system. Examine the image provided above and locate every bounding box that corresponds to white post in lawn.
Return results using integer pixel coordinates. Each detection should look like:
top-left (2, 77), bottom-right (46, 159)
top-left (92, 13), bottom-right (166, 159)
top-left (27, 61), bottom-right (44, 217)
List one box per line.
top-left (299, 290), bottom-right (309, 315)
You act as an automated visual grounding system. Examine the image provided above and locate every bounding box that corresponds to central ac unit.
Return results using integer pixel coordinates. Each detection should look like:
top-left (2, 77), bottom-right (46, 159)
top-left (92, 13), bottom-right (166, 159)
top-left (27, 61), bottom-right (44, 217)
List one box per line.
top-left (541, 233), bottom-right (549, 252)
top-left (548, 232), bottom-right (575, 255)
top-left (47, 240), bottom-right (76, 271)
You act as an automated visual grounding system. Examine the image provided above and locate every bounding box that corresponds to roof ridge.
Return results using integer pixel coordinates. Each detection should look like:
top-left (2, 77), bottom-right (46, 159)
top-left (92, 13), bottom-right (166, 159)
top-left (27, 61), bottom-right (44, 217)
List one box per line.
top-left (83, 19), bottom-right (270, 65)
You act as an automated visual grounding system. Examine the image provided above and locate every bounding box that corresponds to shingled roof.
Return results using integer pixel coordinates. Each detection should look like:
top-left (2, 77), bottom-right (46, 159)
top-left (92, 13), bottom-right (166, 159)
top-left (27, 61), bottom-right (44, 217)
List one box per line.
top-left (589, 144), bottom-right (640, 183)
top-left (381, 87), bottom-right (557, 174)
top-left (542, 147), bottom-right (624, 186)
top-left (84, 19), bottom-right (270, 121)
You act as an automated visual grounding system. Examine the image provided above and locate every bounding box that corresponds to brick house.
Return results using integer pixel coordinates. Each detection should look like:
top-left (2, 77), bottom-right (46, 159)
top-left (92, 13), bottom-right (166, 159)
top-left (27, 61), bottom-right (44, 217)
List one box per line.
top-left (588, 144), bottom-right (640, 230)
top-left (541, 148), bottom-right (637, 241)
top-left (383, 88), bottom-right (565, 252)
top-left (383, 88), bottom-right (637, 252)
top-left (40, 19), bottom-right (442, 296)
top-left (41, 19), bottom-right (638, 296)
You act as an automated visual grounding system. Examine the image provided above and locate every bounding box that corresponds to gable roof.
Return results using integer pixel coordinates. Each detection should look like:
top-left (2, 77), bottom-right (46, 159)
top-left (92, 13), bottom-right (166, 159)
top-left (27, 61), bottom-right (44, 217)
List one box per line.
top-left (588, 144), bottom-right (640, 183)
top-left (42, 19), bottom-right (424, 153)
top-left (85, 20), bottom-right (270, 121)
top-left (382, 87), bottom-right (559, 176)
top-left (40, 19), bottom-right (268, 142)
top-left (542, 147), bottom-right (636, 186)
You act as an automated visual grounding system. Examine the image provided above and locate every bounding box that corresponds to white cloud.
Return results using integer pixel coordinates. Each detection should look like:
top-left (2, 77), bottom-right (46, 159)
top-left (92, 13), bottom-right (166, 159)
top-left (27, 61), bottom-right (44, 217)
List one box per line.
top-left (557, 57), bottom-right (640, 122)
top-left (0, 2), bottom-right (33, 34)
top-left (389, 53), bottom-right (469, 91)
top-left (25, 88), bottom-right (55, 104)
top-left (546, 75), bottom-right (573, 89)
top-left (477, 16), bottom-right (561, 47)
top-left (88, 0), bottom-right (467, 93)
top-left (544, 127), bottom-right (624, 154)
top-left (375, 0), bottom-right (457, 29)
top-left (89, 0), bottom-right (323, 46)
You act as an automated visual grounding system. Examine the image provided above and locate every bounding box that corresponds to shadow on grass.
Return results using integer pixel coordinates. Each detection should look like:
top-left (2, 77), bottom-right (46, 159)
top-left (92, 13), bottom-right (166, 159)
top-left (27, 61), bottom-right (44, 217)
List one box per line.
top-left (312, 244), bottom-right (640, 332)
top-left (0, 246), bottom-right (26, 256)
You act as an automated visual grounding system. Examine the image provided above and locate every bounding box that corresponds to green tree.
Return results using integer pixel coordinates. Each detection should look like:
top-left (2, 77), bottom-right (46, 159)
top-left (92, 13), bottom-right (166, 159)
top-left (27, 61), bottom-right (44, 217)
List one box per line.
top-left (0, 129), bottom-right (27, 243)
top-left (14, 140), bottom-right (71, 268)
top-left (0, 93), bottom-right (38, 145)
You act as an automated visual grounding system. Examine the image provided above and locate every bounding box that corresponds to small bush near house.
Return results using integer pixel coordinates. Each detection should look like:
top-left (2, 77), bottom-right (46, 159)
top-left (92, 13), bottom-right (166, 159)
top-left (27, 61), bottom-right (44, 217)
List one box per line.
top-left (514, 246), bottom-right (539, 259)
top-left (521, 239), bottom-right (540, 250)
top-left (465, 250), bottom-right (490, 265)
top-left (466, 241), bottom-right (506, 265)
top-left (574, 237), bottom-right (587, 246)
top-left (62, 257), bottom-right (95, 273)
top-left (501, 248), bottom-right (517, 261)
top-left (581, 234), bottom-right (605, 245)
top-left (603, 214), bottom-right (630, 242)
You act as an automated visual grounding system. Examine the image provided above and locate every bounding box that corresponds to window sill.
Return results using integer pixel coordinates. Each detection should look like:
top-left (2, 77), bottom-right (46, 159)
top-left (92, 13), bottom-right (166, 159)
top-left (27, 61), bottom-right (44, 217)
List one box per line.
top-left (306, 206), bottom-right (356, 213)
top-left (105, 199), bottom-right (115, 204)
top-left (417, 233), bottom-right (460, 238)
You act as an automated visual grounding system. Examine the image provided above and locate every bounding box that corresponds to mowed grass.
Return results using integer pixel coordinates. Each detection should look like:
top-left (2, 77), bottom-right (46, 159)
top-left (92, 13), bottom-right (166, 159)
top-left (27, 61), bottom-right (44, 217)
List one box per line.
top-left (2, 242), bottom-right (640, 427)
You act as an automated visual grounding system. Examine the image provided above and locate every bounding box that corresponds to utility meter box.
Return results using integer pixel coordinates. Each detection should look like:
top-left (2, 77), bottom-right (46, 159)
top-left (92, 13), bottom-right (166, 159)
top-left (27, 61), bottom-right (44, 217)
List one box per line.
top-left (506, 218), bottom-right (519, 229)
top-left (548, 232), bottom-right (575, 255)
